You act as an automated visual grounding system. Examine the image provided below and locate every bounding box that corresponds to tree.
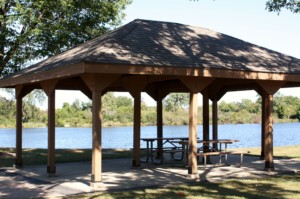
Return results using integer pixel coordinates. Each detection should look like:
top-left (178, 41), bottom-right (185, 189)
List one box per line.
top-left (239, 99), bottom-right (260, 113)
top-left (102, 92), bottom-right (117, 120)
top-left (266, 0), bottom-right (300, 13)
top-left (116, 96), bottom-right (132, 108)
top-left (164, 93), bottom-right (189, 112)
top-left (273, 94), bottom-right (300, 119)
top-left (0, 0), bottom-right (131, 76)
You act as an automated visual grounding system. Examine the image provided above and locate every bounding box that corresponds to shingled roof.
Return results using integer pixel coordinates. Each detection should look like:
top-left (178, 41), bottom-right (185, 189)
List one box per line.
top-left (1, 19), bottom-right (300, 86)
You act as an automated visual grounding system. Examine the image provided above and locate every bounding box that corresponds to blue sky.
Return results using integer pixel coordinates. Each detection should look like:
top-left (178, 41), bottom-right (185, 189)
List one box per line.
top-left (2, 0), bottom-right (299, 108)
top-left (124, 0), bottom-right (300, 59)
top-left (120, 0), bottom-right (300, 105)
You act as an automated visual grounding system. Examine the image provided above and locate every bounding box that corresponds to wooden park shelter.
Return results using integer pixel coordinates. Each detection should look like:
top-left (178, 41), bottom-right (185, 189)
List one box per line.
top-left (0, 19), bottom-right (300, 185)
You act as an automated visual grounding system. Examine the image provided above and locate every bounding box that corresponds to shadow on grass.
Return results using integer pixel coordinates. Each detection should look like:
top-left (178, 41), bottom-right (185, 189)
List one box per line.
top-left (73, 173), bottom-right (300, 199)
top-left (0, 148), bottom-right (133, 167)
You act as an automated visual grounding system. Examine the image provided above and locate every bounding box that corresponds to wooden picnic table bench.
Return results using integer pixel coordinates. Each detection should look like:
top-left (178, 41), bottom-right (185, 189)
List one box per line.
top-left (197, 150), bottom-right (245, 169)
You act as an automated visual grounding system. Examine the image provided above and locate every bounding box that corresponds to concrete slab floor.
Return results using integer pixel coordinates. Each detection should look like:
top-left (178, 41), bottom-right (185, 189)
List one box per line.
top-left (0, 155), bottom-right (299, 198)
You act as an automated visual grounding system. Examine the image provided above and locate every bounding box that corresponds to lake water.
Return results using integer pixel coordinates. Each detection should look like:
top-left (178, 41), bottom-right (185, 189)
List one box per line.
top-left (0, 123), bottom-right (299, 149)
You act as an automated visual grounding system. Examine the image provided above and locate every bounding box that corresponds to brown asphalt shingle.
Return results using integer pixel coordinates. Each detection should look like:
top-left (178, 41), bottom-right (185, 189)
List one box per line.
top-left (4, 19), bottom-right (300, 78)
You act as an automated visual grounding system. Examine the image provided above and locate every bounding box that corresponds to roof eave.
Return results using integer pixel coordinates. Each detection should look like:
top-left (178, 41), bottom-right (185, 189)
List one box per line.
top-left (0, 62), bottom-right (86, 88)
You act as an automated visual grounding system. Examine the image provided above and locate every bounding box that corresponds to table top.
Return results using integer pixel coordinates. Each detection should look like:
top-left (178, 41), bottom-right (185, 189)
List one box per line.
top-left (200, 139), bottom-right (239, 144)
top-left (141, 137), bottom-right (189, 142)
top-left (175, 139), bottom-right (239, 144)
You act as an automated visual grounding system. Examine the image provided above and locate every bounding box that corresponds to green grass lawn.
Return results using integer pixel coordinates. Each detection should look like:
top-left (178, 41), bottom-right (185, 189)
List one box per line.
top-left (231, 145), bottom-right (300, 159)
top-left (1, 145), bottom-right (299, 167)
top-left (69, 173), bottom-right (300, 199)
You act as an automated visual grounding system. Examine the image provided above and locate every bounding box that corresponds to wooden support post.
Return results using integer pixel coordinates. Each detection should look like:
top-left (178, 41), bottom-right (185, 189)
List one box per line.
top-left (188, 92), bottom-right (198, 177)
top-left (261, 93), bottom-right (266, 159)
top-left (147, 90), bottom-right (169, 159)
top-left (257, 80), bottom-right (284, 171)
top-left (41, 80), bottom-right (58, 175)
top-left (202, 90), bottom-right (210, 163)
top-left (122, 76), bottom-right (147, 168)
top-left (15, 85), bottom-right (34, 167)
top-left (81, 74), bottom-right (120, 186)
top-left (264, 94), bottom-right (274, 170)
top-left (47, 90), bottom-right (56, 174)
top-left (91, 90), bottom-right (102, 182)
top-left (202, 90), bottom-right (210, 143)
top-left (179, 77), bottom-right (213, 175)
top-left (212, 99), bottom-right (218, 150)
top-left (15, 96), bottom-right (23, 167)
top-left (132, 92), bottom-right (141, 167)
top-left (157, 98), bottom-right (163, 158)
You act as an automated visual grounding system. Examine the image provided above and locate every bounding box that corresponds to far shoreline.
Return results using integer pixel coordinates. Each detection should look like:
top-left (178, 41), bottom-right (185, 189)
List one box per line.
top-left (0, 120), bottom-right (299, 129)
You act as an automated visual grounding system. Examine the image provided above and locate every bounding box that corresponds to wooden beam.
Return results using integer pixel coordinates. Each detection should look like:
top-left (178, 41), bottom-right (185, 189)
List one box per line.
top-left (122, 75), bottom-right (148, 97)
top-left (179, 77), bottom-right (214, 93)
top-left (15, 85), bottom-right (35, 99)
top-left (146, 88), bottom-right (169, 102)
top-left (80, 86), bottom-right (92, 100)
top-left (256, 80), bottom-right (285, 95)
top-left (40, 79), bottom-right (58, 97)
top-left (0, 62), bottom-right (85, 87)
top-left (81, 74), bottom-right (120, 93)
top-left (1, 62), bottom-right (299, 89)
top-left (85, 63), bottom-right (300, 83)
top-left (208, 79), bottom-right (263, 101)
top-left (15, 85), bottom-right (24, 99)
top-left (188, 92), bottom-right (198, 178)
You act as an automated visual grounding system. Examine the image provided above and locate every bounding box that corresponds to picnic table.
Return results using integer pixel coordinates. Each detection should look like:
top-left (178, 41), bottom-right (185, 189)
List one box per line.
top-left (175, 139), bottom-right (243, 169)
top-left (140, 137), bottom-right (188, 164)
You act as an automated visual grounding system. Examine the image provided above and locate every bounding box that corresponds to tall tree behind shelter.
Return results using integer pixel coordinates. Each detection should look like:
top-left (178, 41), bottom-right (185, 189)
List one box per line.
top-left (266, 0), bottom-right (300, 13)
top-left (0, 0), bottom-right (131, 76)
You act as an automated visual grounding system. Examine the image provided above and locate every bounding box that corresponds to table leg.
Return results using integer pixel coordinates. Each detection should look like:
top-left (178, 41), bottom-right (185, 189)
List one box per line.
top-left (150, 140), bottom-right (154, 163)
top-left (141, 140), bottom-right (150, 163)
top-left (224, 153), bottom-right (229, 166)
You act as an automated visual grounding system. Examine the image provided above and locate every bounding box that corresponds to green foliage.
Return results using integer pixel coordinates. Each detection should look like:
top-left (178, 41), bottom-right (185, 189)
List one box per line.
top-left (2, 90), bottom-right (300, 128)
top-left (56, 100), bottom-right (92, 127)
top-left (102, 92), bottom-right (116, 121)
top-left (0, 0), bottom-right (131, 76)
top-left (266, 0), bottom-right (300, 13)
top-left (141, 106), bottom-right (156, 126)
top-left (273, 93), bottom-right (300, 119)
top-left (0, 94), bottom-right (46, 127)
top-left (163, 93), bottom-right (189, 112)
top-left (164, 109), bottom-right (189, 125)
top-left (22, 91), bottom-right (46, 123)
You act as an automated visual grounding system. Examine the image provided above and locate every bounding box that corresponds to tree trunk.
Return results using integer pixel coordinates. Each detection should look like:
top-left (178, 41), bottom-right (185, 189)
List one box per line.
top-left (0, 55), bottom-right (4, 75)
